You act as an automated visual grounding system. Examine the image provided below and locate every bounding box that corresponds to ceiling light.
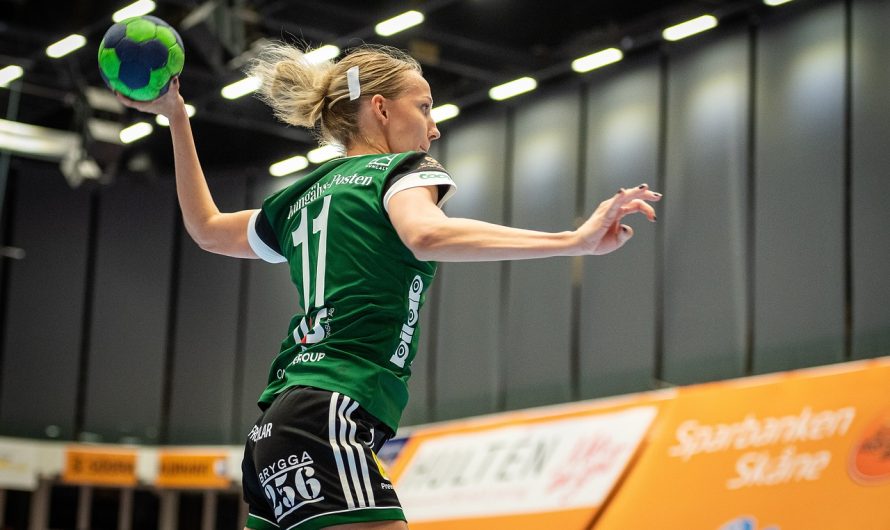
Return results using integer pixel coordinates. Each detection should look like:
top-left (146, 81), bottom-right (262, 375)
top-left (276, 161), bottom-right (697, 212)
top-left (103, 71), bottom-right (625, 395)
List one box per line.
top-left (87, 119), bottom-right (123, 144)
top-left (375, 11), bottom-right (424, 37)
top-left (763, 0), bottom-right (794, 5)
top-left (112, 0), bottom-right (156, 22)
top-left (221, 76), bottom-right (261, 100)
top-left (307, 145), bottom-right (342, 164)
top-left (0, 119), bottom-right (80, 159)
top-left (155, 104), bottom-right (196, 126)
top-left (572, 48), bottom-right (624, 73)
top-left (0, 65), bottom-right (24, 88)
top-left (431, 104), bottom-right (459, 123)
top-left (488, 77), bottom-right (537, 101)
top-left (269, 155), bottom-right (309, 177)
top-left (662, 15), bottom-right (718, 42)
top-left (305, 45), bottom-right (341, 64)
top-left (119, 122), bottom-right (153, 143)
top-left (46, 34), bottom-right (87, 59)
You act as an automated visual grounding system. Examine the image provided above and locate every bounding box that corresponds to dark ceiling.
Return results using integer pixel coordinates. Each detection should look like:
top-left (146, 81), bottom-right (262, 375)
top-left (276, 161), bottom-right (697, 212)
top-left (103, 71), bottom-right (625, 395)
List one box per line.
top-left (0, 0), bottom-right (764, 177)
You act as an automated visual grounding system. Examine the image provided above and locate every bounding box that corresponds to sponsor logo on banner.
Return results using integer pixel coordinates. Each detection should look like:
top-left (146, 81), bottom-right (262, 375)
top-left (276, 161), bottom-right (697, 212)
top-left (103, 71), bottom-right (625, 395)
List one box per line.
top-left (378, 436), bottom-right (409, 468)
top-left (63, 448), bottom-right (138, 486)
top-left (0, 441), bottom-right (37, 490)
top-left (667, 406), bottom-right (855, 490)
top-left (156, 452), bottom-right (230, 489)
top-left (849, 407), bottom-right (890, 484)
top-left (718, 516), bottom-right (780, 530)
top-left (394, 406), bottom-right (656, 522)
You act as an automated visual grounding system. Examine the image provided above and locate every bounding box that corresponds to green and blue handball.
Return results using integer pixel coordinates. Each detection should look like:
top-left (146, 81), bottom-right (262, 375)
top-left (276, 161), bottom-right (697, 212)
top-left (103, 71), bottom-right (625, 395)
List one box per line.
top-left (98, 16), bottom-right (185, 101)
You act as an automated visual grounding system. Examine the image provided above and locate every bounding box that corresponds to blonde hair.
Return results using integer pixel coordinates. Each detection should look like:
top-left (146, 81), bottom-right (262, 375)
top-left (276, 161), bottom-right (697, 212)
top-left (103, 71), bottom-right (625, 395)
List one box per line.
top-left (247, 43), bottom-right (422, 148)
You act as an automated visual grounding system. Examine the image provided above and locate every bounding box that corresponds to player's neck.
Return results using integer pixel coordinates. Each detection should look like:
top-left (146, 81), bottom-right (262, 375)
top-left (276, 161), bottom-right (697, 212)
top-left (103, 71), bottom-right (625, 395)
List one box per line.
top-left (346, 137), bottom-right (391, 157)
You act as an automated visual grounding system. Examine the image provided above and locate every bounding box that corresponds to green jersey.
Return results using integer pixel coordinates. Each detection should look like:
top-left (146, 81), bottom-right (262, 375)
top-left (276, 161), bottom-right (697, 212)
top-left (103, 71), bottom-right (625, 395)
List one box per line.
top-left (247, 151), bottom-right (456, 432)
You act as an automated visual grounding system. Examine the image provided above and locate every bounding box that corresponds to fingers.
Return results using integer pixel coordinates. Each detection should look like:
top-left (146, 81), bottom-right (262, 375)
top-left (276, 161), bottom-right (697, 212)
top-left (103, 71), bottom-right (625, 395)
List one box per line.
top-left (616, 183), bottom-right (662, 203)
top-left (618, 224), bottom-right (634, 243)
top-left (620, 199), bottom-right (657, 222)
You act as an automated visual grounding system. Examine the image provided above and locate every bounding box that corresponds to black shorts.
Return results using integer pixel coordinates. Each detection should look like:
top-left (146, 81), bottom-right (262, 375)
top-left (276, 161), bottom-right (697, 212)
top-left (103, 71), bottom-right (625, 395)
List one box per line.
top-left (242, 386), bottom-right (404, 530)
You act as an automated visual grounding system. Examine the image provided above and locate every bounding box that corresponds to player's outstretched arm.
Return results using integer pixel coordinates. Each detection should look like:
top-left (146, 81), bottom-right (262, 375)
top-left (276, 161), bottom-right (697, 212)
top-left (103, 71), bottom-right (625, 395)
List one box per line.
top-left (114, 78), bottom-right (259, 259)
top-left (387, 184), bottom-right (661, 262)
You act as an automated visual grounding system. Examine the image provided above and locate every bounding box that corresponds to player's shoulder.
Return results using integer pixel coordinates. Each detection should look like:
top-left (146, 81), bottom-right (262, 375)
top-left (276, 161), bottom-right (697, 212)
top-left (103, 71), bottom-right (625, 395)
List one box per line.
top-left (391, 151), bottom-right (449, 177)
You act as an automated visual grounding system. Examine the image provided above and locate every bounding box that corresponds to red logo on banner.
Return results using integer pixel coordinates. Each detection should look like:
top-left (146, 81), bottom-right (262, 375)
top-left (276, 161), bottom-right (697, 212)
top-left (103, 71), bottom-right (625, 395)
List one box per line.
top-left (850, 408), bottom-right (890, 484)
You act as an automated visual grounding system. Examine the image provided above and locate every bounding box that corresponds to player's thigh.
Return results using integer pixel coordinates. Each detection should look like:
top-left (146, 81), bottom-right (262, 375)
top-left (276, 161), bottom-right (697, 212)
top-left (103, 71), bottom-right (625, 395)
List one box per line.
top-left (323, 521), bottom-right (409, 530)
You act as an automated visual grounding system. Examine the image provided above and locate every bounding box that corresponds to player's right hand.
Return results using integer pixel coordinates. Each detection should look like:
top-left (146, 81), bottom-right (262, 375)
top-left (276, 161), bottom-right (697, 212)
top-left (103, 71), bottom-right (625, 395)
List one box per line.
top-left (575, 184), bottom-right (662, 256)
top-left (114, 76), bottom-right (185, 120)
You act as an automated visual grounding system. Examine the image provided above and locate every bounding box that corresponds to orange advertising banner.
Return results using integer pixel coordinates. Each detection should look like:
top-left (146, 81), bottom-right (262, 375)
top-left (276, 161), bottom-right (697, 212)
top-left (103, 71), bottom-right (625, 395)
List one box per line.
top-left (389, 393), bottom-right (672, 530)
top-left (155, 451), bottom-right (230, 489)
top-left (63, 447), bottom-right (138, 487)
top-left (594, 358), bottom-right (890, 530)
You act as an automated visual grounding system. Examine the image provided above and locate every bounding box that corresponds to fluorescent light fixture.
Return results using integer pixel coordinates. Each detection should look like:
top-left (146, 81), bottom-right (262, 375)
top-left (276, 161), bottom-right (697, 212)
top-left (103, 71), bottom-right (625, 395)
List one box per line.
top-left (119, 121), bottom-right (153, 143)
top-left (0, 119), bottom-right (80, 159)
top-left (269, 155), bottom-right (309, 177)
top-left (46, 34), bottom-right (87, 58)
top-left (155, 104), bottom-right (196, 126)
top-left (488, 77), bottom-right (537, 101)
top-left (764, 0), bottom-right (794, 5)
top-left (85, 86), bottom-right (124, 113)
top-left (307, 144), bottom-right (342, 164)
top-left (431, 104), bottom-right (459, 123)
top-left (305, 45), bottom-right (341, 64)
top-left (112, 0), bottom-right (156, 22)
top-left (662, 15), bottom-right (718, 42)
top-left (221, 76), bottom-right (261, 99)
top-left (0, 65), bottom-right (24, 87)
top-left (375, 10), bottom-right (424, 37)
top-left (87, 119), bottom-right (124, 144)
top-left (572, 48), bottom-right (624, 73)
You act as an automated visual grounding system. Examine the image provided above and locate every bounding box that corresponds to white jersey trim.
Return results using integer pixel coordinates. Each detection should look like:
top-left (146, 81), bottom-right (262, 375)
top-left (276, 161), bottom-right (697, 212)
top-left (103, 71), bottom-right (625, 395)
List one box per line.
top-left (383, 171), bottom-right (457, 213)
top-left (247, 209), bottom-right (287, 264)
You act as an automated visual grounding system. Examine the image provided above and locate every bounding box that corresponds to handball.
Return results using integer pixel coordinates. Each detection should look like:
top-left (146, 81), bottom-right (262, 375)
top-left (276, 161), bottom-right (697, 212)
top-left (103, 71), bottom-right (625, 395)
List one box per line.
top-left (97, 16), bottom-right (184, 101)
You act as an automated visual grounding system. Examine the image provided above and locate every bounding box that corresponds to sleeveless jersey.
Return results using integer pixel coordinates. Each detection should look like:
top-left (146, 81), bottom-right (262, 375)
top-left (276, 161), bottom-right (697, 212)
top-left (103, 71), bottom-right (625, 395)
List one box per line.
top-left (246, 151), bottom-right (456, 432)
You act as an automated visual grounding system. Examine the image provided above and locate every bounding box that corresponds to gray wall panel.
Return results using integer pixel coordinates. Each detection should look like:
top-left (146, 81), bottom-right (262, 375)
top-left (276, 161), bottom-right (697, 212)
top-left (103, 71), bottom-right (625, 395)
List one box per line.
top-left (83, 177), bottom-right (176, 443)
top-left (432, 111), bottom-right (507, 421)
top-left (0, 165), bottom-right (90, 439)
top-left (580, 60), bottom-right (660, 398)
top-left (663, 32), bottom-right (750, 384)
top-left (754, 4), bottom-right (846, 372)
top-left (167, 176), bottom-right (247, 443)
top-left (504, 89), bottom-right (580, 410)
top-left (851, 0), bottom-right (890, 359)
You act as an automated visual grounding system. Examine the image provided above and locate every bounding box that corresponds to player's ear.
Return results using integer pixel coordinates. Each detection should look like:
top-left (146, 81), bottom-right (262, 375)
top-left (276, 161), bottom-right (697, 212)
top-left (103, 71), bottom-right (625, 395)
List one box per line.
top-left (370, 94), bottom-right (388, 122)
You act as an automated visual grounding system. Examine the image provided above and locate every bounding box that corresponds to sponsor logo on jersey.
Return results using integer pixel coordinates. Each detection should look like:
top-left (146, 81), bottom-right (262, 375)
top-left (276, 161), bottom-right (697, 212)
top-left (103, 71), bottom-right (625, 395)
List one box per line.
top-left (290, 351), bottom-right (326, 365)
top-left (287, 175), bottom-right (372, 220)
top-left (259, 452), bottom-right (324, 521)
top-left (330, 173), bottom-right (372, 186)
top-left (414, 171), bottom-right (449, 180)
top-left (293, 307), bottom-right (330, 347)
top-left (249, 422), bottom-right (273, 443)
top-left (390, 275), bottom-right (422, 368)
top-left (418, 156), bottom-right (445, 171)
top-left (367, 154), bottom-right (398, 170)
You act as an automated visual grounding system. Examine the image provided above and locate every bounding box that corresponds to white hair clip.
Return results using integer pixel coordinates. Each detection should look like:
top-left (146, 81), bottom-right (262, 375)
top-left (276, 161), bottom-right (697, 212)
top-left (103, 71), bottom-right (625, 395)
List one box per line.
top-left (347, 66), bottom-right (361, 101)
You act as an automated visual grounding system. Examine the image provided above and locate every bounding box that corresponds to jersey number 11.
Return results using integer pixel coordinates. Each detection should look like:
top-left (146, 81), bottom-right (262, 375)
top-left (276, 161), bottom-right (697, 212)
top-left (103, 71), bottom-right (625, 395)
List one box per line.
top-left (291, 194), bottom-right (332, 312)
